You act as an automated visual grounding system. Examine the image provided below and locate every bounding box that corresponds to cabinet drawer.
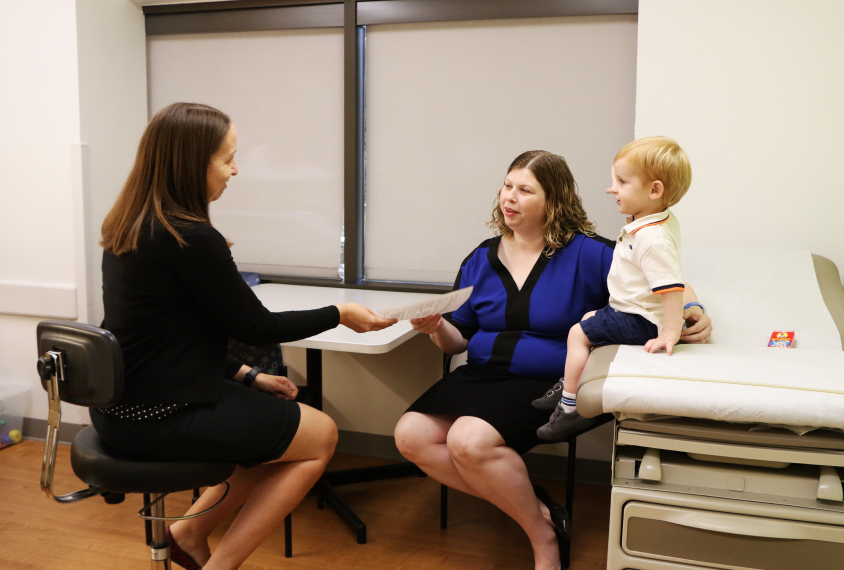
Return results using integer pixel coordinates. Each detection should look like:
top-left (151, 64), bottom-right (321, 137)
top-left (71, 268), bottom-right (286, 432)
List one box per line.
top-left (622, 501), bottom-right (844, 570)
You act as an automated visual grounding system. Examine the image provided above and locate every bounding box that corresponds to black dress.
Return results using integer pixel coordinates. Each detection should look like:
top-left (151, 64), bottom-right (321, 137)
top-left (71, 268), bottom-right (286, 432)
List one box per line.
top-left (407, 235), bottom-right (614, 454)
top-left (90, 220), bottom-right (340, 467)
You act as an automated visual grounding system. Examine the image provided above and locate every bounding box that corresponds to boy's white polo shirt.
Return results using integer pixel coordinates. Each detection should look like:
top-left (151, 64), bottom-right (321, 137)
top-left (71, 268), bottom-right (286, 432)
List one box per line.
top-left (607, 208), bottom-right (684, 330)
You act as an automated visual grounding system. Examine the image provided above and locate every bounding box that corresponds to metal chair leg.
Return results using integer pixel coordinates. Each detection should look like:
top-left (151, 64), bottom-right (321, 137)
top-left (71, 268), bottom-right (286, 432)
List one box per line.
top-left (284, 513), bottom-right (292, 557)
top-left (440, 484), bottom-right (448, 529)
top-left (144, 493), bottom-right (153, 546)
top-left (149, 493), bottom-right (171, 569)
top-left (566, 436), bottom-right (577, 523)
top-left (560, 435), bottom-right (579, 569)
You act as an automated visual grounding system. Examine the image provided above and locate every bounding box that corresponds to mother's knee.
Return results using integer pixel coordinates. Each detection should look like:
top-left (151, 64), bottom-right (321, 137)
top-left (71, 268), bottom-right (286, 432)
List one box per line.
top-left (446, 418), bottom-right (500, 466)
top-left (394, 412), bottom-right (429, 461)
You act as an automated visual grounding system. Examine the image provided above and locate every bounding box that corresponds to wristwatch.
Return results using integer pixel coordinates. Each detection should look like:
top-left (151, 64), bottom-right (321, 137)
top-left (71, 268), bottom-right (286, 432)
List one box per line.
top-left (243, 365), bottom-right (262, 389)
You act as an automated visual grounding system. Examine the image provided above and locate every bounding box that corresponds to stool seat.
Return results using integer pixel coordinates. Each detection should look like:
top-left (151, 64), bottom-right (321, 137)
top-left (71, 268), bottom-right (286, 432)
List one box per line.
top-left (71, 426), bottom-right (236, 495)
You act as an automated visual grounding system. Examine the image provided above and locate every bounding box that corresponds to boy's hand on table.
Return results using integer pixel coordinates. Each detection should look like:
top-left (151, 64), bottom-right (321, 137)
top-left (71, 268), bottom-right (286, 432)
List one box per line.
top-left (645, 329), bottom-right (682, 355)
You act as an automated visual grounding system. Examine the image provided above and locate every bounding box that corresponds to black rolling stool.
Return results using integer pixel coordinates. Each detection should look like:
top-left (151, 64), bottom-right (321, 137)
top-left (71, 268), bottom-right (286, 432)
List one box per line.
top-left (436, 354), bottom-right (613, 569)
top-left (37, 320), bottom-right (237, 570)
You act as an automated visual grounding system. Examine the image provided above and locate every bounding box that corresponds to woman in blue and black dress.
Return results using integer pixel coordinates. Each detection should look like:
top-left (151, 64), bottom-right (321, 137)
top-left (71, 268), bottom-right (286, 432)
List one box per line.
top-left (394, 150), bottom-right (712, 570)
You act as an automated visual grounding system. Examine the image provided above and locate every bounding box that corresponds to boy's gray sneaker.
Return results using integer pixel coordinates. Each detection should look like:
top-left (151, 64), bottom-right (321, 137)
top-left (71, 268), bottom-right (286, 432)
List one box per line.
top-left (537, 405), bottom-right (581, 441)
top-left (531, 379), bottom-right (564, 411)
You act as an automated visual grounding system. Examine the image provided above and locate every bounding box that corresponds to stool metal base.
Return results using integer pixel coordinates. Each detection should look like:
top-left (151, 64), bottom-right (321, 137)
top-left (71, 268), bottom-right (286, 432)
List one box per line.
top-left (149, 493), bottom-right (171, 570)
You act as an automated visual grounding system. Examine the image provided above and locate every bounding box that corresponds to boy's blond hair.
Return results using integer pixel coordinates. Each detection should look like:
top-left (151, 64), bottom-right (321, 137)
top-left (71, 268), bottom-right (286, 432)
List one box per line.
top-left (615, 136), bottom-right (691, 208)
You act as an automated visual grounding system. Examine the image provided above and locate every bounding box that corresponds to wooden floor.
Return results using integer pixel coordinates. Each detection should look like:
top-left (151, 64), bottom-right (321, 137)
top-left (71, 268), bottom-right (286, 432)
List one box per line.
top-left (0, 440), bottom-right (611, 569)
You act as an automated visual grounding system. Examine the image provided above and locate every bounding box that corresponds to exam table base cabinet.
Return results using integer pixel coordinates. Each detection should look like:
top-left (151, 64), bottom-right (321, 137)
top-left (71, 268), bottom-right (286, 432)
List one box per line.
top-left (607, 434), bottom-right (844, 569)
top-left (608, 487), bottom-right (844, 570)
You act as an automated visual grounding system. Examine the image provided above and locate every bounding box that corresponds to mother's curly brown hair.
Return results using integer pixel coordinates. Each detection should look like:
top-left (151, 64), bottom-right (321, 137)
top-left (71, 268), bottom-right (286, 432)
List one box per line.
top-left (488, 150), bottom-right (595, 255)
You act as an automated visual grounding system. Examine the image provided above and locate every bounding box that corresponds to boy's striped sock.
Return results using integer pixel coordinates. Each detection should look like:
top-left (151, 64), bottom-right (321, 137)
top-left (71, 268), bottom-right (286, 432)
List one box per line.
top-left (560, 390), bottom-right (577, 413)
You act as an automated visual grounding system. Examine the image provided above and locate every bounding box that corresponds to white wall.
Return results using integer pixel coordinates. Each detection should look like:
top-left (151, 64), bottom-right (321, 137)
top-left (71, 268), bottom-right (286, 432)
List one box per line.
top-left (1, 1), bottom-right (81, 287)
top-left (0, 0), bottom-right (147, 426)
top-left (636, 0), bottom-right (844, 277)
top-left (0, 0), bottom-right (84, 424)
top-left (76, 0), bottom-right (149, 326)
top-left (9, 0), bottom-right (842, 466)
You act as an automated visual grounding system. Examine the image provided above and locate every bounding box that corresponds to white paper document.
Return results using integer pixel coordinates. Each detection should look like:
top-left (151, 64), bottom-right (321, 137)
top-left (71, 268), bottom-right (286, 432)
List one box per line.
top-left (376, 287), bottom-right (473, 321)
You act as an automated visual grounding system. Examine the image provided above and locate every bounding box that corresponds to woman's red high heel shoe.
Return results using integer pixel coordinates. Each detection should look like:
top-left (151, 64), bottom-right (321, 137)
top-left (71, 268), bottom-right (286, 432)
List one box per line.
top-left (165, 527), bottom-right (203, 570)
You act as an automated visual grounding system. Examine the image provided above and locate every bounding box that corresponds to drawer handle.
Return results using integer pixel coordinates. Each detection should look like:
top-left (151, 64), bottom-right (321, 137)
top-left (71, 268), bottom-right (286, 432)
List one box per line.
top-left (818, 466), bottom-right (843, 501)
top-left (638, 448), bottom-right (661, 482)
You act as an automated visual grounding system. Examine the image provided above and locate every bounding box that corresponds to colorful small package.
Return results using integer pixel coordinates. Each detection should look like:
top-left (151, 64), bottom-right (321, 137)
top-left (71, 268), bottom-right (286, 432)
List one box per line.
top-left (0, 430), bottom-right (21, 450)
top-left (768, 331), bottom-right (795, 348)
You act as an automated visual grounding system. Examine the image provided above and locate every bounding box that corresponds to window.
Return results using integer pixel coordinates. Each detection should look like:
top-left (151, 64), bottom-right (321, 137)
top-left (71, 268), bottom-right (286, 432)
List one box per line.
top-left (364, 16), bottom-right (637, 282)
top-left (147, 28), bottom-right (345, 278)
top-left (144, 1), bottom-right (638, 288)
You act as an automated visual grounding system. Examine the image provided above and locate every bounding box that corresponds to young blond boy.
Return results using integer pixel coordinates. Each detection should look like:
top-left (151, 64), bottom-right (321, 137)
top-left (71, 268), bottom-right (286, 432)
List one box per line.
top-left (537, 137), bottom-right (693, 440)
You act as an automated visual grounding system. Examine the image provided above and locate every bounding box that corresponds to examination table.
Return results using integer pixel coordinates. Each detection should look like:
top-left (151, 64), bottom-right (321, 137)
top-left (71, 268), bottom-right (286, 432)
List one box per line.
top-left (576, 247), bottom-right (844, 570)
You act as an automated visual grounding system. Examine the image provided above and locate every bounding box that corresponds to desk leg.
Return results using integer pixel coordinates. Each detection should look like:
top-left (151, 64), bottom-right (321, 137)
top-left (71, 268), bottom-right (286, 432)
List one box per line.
top-left (321, 478), bottom-right (367, 544)
top-left (306, 348), bottom-right (323, 411)
top-left (304, 348), bottom-right (424, 544)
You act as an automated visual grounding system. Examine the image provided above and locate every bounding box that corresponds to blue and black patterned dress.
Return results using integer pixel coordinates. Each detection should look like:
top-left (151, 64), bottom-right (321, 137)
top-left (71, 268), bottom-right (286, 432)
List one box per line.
top-left (407, 234), bottom-right (614, 453)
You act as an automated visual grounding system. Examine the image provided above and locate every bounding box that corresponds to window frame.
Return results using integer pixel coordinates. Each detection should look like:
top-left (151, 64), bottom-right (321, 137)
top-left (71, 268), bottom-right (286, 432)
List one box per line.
top-left (143, 0), bottom-right (638, 293)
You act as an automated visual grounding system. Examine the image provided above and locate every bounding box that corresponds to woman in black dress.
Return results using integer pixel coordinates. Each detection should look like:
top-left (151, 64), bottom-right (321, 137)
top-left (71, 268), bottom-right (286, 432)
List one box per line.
top-left (93, 102), bottom-right (395, 570)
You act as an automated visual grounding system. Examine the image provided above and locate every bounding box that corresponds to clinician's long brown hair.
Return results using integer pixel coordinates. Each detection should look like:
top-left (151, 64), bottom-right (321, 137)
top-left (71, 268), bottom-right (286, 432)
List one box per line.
top-left (488, 150), bottom-right (595, 256)
top-left (101, 102), bottom-right (231, 255)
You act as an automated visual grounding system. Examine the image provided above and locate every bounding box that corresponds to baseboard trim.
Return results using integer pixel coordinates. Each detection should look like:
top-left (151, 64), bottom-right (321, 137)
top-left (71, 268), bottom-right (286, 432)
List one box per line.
top-left (23, 418), bottom-right (86, 444)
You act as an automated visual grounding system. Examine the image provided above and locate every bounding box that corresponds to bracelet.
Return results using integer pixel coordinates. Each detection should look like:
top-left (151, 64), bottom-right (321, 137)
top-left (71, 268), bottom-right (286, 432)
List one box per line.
top-left (683, 301), bottom-right (706, 315)
top-left (243, 365), bottom-right (262, 389)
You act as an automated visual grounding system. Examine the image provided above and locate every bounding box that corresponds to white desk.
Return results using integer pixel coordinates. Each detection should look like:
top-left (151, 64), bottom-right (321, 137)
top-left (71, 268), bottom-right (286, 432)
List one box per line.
top-left (251, 284), bottom-right (438, 353)
top-left (251, 283), bottom-right (441, 544)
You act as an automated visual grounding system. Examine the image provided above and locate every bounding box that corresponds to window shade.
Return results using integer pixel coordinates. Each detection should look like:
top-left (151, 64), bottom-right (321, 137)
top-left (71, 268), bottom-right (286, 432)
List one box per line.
top-left (363, 16), bottom-right (637, 283)
top-left (147, 29), bottom-right (345, 278)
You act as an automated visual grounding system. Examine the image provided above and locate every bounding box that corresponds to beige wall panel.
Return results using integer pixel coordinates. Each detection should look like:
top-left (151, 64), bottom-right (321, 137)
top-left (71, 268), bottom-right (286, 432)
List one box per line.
top-left (636, 0), bottom-right (844, 277)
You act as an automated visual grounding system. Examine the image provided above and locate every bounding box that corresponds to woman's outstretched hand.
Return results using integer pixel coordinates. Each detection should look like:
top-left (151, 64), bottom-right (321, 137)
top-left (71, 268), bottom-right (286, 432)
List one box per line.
top-left (253, 373), bottom-right (299, 400)
top-left (410, 314), bottom-right (443, 335)
top-left (337, 303), bottom-right (397, 332)
top-left (411, 314), bottom-right (468, 355)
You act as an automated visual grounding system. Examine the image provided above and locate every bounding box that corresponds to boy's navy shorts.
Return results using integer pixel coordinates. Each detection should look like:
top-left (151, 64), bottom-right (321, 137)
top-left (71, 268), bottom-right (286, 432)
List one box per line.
top-left (579, 305), bottom-right (658, 347)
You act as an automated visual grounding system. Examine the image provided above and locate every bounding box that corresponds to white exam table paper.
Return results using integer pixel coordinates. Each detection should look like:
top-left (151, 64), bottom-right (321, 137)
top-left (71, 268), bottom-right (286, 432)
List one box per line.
top-left (376, 287), bottom-right (473, 320)
top-left (602, 345), bottom-right (844, 430)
